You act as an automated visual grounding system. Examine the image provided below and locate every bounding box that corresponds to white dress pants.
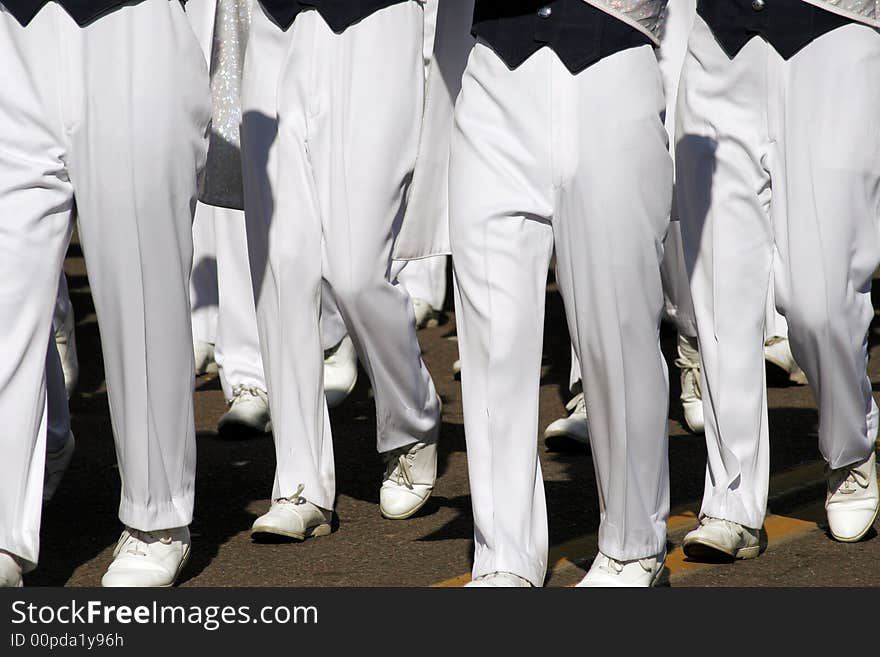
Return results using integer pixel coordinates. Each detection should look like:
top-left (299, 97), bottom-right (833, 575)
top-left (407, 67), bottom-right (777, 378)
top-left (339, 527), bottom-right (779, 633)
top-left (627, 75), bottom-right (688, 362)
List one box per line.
top-left (568, 0), bottom-right (695, 394)
top-left (241, 3), bottom-right (440, 509)
top-left (187, 0), bottom-right (348, 394)
top-left (451, 42), bottom-right (672, 585)
top-left (398, 257), bottom-right (448, 311)
top-left (676, 17), bottom-right (880, 529)
top-left (0, 0), bottom-right (210, 570)
top-left (657, 0), bottom-right (697, 339)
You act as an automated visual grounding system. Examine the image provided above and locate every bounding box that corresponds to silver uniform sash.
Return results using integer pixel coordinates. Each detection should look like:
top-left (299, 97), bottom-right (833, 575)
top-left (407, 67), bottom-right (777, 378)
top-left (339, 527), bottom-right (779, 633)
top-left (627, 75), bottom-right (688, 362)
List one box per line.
top-left (801, 0), bottom-right (880, 28)
top-left (200, 0), bottom-right (252, 210)
top-left (582, 0), bottom-right (668, 44)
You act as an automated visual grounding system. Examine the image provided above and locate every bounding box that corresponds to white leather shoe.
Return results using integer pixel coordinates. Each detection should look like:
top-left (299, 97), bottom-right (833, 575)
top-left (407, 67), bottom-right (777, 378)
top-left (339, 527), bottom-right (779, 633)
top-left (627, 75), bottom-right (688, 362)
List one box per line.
top-left (411, 298), bottom-right (440, 330)
top-left (43, 431), bottom-right (75, 503)
top-left (452, 359), bottom-right (461, 379)
top-left (544, 392), bottom-right (589, 449)
top-left (54, 306), bottom-right (79, 398)
top-left (675, 333), bottom-right (704, 434)
top-left (194, 340), bottom-right (218, 375)
top-left (0, 551), bottom-right (23, 588)
top-left (764, 336), bottom-right (808, 385)
top-left (380, 439), bottom-right (438, 519)
top-left (826, 451), bottom-right (879, 543)
top-left (218, 386), bottom-right (271, 438)
top-left (101, 526), bottom-right (190, 587)
top-left (576, 551), bottom-right (666, 587)
top-left (251, 486), bottom-right (333, 541)
top-left (465, 572), bottom-right (533, 587)
top-left (682, 516), bottom-right (762, 560)
top-left (324, 336), bottom-right (358, 409)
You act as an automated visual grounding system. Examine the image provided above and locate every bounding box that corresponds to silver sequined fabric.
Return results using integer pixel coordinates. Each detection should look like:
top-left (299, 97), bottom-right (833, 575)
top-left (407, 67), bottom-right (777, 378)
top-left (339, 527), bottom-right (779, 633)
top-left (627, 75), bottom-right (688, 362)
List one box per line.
top-left (802, 0), bottom-right (880, 27)
top-left (201, 0), bottom-right (252, 210)
top-left (583, 0), bottom-right (668, 43)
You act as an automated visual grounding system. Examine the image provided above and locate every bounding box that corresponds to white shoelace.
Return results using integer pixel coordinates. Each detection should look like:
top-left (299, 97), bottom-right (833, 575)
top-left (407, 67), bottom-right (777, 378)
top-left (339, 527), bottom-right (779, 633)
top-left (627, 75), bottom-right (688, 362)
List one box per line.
top-left (273, 483), bottom-right (309, 506)
top-left (830, 466), bottom-right (870, 495)
top-left (596, 554), bottom-right (625, 575)
top-left (119, 528), bottom-right (171, 557)
top-left (231, 385), bottom-right (268, 405)
top-left (383, 448), bottom-right (415, 489)
top-left (674, 356), bottom-right (702, 399)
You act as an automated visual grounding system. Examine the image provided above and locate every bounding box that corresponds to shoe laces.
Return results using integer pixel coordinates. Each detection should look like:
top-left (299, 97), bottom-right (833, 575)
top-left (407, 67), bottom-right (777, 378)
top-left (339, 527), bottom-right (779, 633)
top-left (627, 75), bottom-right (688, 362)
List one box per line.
top-left (675, 356), bottom-right (702, 398)
top-left (828, 464), bottom-right (870, 495)
top-left (274, 484), bottom-right (309, 506)
top-left (231, 385), bottom-right (267, 405)
top-left (383, 447), bottom-right (416, 489)
top-left (596, 552), bottom-right (655, 575)
top-left (119, 528), bottom-right (172, 557)
top-left (565, 392), bottom-right (586, 416)
top-left (598, 554), bottom-right (625, 575)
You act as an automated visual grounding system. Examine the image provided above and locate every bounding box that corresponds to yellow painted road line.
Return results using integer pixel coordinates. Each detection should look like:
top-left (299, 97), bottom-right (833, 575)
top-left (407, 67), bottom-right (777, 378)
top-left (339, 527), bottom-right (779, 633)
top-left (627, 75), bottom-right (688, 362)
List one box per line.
top-left (665, 504), bottom-right (823, 581)
top-left (431, 460), bottom-right (828, 587)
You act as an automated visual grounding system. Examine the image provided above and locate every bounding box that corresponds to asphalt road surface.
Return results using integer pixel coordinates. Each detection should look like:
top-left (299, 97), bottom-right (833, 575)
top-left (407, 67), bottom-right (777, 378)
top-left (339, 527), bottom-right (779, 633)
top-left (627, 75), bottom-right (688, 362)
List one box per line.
top-left (27, 244), bottom-right (880, 587)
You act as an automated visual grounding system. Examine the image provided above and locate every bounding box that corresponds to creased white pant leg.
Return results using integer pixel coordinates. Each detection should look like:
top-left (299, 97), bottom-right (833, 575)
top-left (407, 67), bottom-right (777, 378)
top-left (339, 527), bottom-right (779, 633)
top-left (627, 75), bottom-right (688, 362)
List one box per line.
top-left (307, 4), bottom-right (441, 455)
top-left (65, 0), bottom-right (210, 532)
top-left (770, 23), bottom-right (880, 468)
top-left (46, 335), bottom-right (71, 455)
top-left (450, 43), bottom-right (555, 586)
top-left (676, 17), bottom-right (777, 529)
top-left (190, 201), bottom-right (219, 345)
top-left (186, 1), bottom-right (221, 347)
top-left (0, 6), bottom-right (74, 570)
top-left (245, 5), bottom-right (439, 509)
top-left (452, 42), bottom-right (671, 581)
top-left (397, 256), bottom-right (448, 311)
top-left (553, 46), bottom-right (672, 561)
top-left (319, 282), bottom-right (347, 352)
top-left (242, 5), bottom-right (334, 507)
top-left (657, 0), bottom-right (697, 338)
top-left (212, 205), bottom-right (267, 399)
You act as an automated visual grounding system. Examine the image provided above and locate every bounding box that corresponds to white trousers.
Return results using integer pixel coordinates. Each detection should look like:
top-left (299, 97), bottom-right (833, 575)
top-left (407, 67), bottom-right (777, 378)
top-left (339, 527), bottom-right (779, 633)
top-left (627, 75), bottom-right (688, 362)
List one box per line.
top-left (676, 17), bottom-right (880, 529)
top-left (657, 0), bottom-right (697, 339)
top-left (0, 0), bottom-right (209, 570)
top-left (186, 0), bottom-right (266, 398)
top-left (451, 42), bottom-right (672, 585)
top-left (241, 3), bottom-right (440, 509)
top-left (398, 257), bottom-right (448, 311)
top-left (187, 0), bottom-right (348, 394)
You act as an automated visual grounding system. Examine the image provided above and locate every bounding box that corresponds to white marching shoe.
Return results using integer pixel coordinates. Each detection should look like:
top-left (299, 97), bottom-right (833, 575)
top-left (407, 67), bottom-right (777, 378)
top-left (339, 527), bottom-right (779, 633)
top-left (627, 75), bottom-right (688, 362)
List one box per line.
top-left (576, 550), bottom-right (666, 587)
top-left (324, 335), bottom-right (358, 409)
top-left (675, 333), bottom-right (704, 434)
top-left (218, 385), bottom-right (272, 438)
top-left (0, 551), bottom-right (23, 588)
top-left (380, 439), bottom-right (438, 520)
top-left (193, 340), bottom-right (218, 375)
top-left (544, 392), bottom-right (589, 449)
top-left (43, 431), bottom-right (75, 503)
top-left (101, 526), bottom-right (191, 587)
top-left (764, 335), bottom-right (808, 385)
top-left (251, 485), bottom-right (333, 541)
top-left (465, 572), bottom-right (533, 587)
top-left (411, 298), bottom-right (440, 330)
top-left (55, 305), bottom-right (79, 398)
top-left (682, 516), bottom-right (762, 560)
top-left (825, 451), bottom-right (879, 543)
